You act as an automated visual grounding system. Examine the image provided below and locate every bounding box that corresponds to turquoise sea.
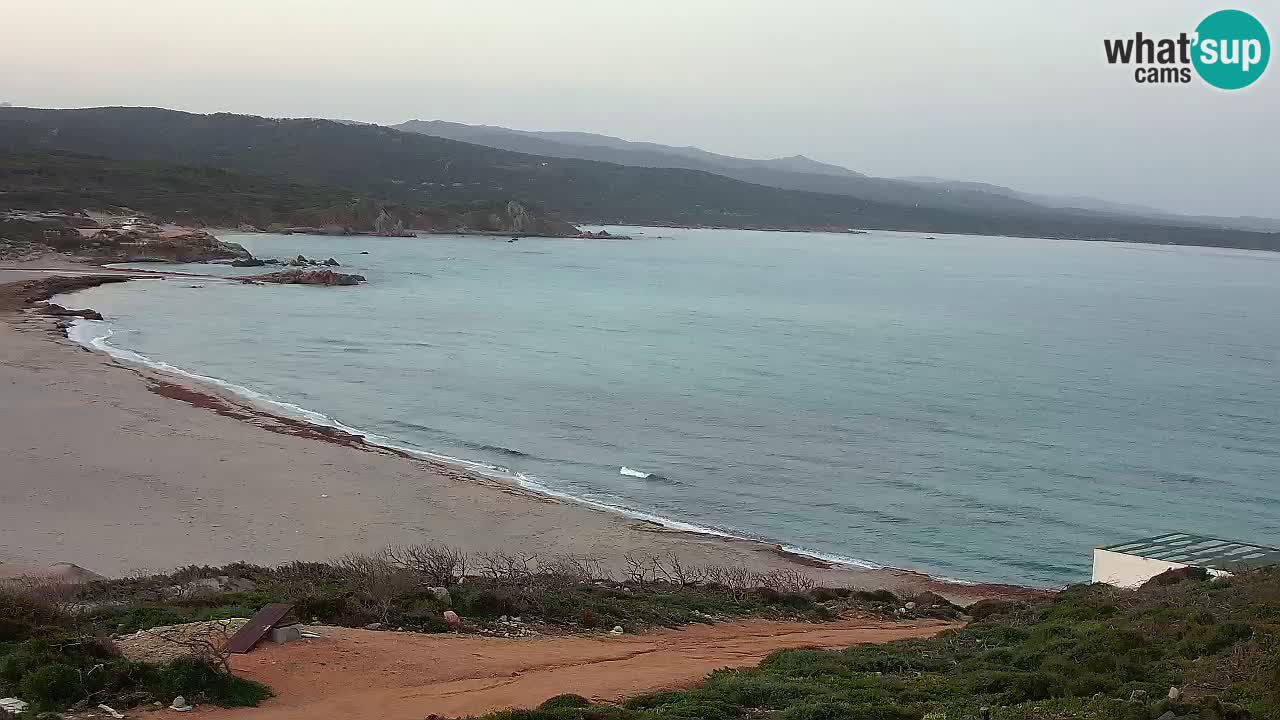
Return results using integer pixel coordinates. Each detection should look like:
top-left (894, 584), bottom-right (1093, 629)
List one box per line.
top-left (62, 227), bottom-right (1280, 587)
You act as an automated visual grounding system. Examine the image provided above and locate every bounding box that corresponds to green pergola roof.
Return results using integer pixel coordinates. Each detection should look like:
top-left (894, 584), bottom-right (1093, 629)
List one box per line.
top-left (1100, 533), bottom-right (1280, 572)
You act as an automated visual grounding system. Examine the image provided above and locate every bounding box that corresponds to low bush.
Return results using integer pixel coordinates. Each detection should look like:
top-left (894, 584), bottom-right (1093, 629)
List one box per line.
top-left (0, 588), bottom-right (269, 713)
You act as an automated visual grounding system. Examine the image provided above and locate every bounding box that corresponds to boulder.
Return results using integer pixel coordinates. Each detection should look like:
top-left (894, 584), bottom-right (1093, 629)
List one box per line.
top-left (323, 257), bottom-right (340, 266)
top-left (443, 610), bottom-right (462, 628)
top-left (426, 586), bottom-right (451, 605)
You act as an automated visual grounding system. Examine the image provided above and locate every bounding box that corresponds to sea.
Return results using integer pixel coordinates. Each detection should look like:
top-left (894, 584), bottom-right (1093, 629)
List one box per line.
top-left (58, 227), bottom-right (1280, 587)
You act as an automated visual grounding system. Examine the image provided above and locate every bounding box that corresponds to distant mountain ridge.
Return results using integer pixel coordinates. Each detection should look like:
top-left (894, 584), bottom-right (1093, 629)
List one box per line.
top-left (395, 119), bottom-right (1280, 234)
top-left (2, 106), bottom-right (1278, 251)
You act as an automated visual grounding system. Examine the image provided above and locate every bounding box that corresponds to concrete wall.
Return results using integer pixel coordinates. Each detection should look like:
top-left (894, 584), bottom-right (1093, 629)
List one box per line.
top-left (1091, 549), bottom-right (1230, 588)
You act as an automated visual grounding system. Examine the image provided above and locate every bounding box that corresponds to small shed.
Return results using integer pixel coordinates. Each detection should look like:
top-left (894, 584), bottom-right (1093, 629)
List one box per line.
top-left (1092, 533), bottom-right (1280, 588)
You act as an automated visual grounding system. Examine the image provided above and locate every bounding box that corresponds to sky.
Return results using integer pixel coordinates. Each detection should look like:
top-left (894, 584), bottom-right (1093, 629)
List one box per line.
top-left (2, 1), bottom-right (1276, 217)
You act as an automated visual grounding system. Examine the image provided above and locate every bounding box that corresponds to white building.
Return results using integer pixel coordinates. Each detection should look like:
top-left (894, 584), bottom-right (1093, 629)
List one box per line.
top-left (1092, 533), bottom-right (1280, 588)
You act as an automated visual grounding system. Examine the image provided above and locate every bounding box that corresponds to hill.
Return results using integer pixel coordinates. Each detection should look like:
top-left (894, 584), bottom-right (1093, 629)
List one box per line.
top-left (3, 106), bottom-right (1279, 250)
top-left (0, 150), bottom-right (578, 236)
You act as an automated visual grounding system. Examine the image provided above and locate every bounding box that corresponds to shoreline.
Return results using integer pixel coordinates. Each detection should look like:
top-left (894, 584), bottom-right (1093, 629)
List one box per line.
top-left (0, 265), bottom-right (1046, 604)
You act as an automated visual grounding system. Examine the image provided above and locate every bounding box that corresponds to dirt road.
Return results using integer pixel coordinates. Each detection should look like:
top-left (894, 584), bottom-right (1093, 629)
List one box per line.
top-left (188, 618), bottom-right (955, 720)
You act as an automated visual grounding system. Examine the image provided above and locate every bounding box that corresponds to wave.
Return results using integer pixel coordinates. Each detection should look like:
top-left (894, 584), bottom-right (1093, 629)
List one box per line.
top-left (64, 317), bottom-right (886, 574)
top-left (620, 466), bottom-right (681, 485)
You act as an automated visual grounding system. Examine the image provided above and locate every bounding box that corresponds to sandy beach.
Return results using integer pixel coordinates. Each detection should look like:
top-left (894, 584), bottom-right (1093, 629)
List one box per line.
top-left (0, 264), bottom-right (1036, 603)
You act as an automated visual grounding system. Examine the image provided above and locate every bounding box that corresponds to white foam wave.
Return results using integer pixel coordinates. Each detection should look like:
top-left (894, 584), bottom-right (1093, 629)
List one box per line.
top-left (619, 466), bottom-right (651, 478)
top-left (65, 317), bottom-right (888, 574)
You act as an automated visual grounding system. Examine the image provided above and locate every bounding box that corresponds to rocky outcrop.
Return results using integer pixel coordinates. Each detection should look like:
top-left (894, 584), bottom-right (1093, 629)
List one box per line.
top-left (1, 211), bottom-right (252, 263)
top-left (0, 275), bottom-right (132, 313)
top-left (41, 303), bottom-right (104, 321)
top-left (460, 201), bottom-right (578, 237)
top-left (244, 269), bottom-right (366, 286)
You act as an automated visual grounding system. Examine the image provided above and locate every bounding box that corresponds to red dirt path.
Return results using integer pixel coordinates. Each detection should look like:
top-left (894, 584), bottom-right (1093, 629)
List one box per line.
top-left (186, 618), bottom-right (956, 720)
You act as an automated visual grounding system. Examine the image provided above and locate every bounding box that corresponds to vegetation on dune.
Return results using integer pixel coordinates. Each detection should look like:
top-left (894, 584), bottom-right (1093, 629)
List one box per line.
top-left (0, 545), bottom-right (955, 713)
top-left (9, 549), bottom-right (1276, 719)
top-left (469, 567), bottom-right (1280, 720)
top-left (43, 547), bottom-right (956, 636)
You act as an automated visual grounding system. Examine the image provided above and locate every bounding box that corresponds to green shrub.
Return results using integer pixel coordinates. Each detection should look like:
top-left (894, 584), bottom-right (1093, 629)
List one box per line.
top-left (850, 590), bottom-right (898, 604)
top-left (539, 694), bottom-right (591, 710)
top-left (155, 658), bottom-right (271, 707)
top-left (18, 664), bottom-right (82, 710)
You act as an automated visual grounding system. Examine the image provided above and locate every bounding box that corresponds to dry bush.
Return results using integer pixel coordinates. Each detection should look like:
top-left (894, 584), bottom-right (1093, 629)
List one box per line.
top-left (0, 576), bottom-right (83, 611)
top-left (541, 555), bottom-right (611, 584)
top-left (474, 551), bottom-right (539, 581)
top-left (697, 564), bottom-right (757, 590)
top-left (384, 544), bottom-right (469, 585)
top-left (757, 568), bottom-right (817, 593)
top-left (333, 552), bottom-right (418, 622)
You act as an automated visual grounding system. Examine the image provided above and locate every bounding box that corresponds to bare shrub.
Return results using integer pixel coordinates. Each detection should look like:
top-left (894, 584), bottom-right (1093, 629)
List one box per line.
top-left (541, 555), bottom-right (610, 584)
top-left (333, 552), bottom-right (417, 622)
top-left (474, 551), bottom-right (538, 581)
top-left (698, 564), bottom-right (756, 590)
top-left (623, 552), bottom-right (659, 587)
top-left (652, 553), bottom-right (698, 587)
top-left (384, 544), bottom-right (469, 585)
top-left (757, 568), bottom-right (817, 593)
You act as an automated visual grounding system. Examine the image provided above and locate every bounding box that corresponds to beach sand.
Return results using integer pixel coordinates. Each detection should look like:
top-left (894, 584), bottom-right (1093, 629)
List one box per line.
top-left (0, 266), bottom-right (1038, 603)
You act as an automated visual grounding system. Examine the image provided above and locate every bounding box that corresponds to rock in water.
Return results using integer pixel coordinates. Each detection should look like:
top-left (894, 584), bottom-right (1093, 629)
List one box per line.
top-left (41, 304), bottom-right (104, 321)
top-left (323, 257), bottom-right (340, 266)
top-left (245, 270), bottom-right (366, 286)
top-left (231, 257), bottom-right (267, 267)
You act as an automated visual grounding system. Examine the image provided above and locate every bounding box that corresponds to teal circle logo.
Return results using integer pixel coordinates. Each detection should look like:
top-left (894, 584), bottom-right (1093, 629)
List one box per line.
top-left (1193, 10), bottom-right (1270, 89)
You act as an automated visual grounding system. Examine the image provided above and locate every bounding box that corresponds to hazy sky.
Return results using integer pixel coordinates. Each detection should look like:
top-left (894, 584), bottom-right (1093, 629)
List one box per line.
top-left (2, 1), bottom-right (1276, 217)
